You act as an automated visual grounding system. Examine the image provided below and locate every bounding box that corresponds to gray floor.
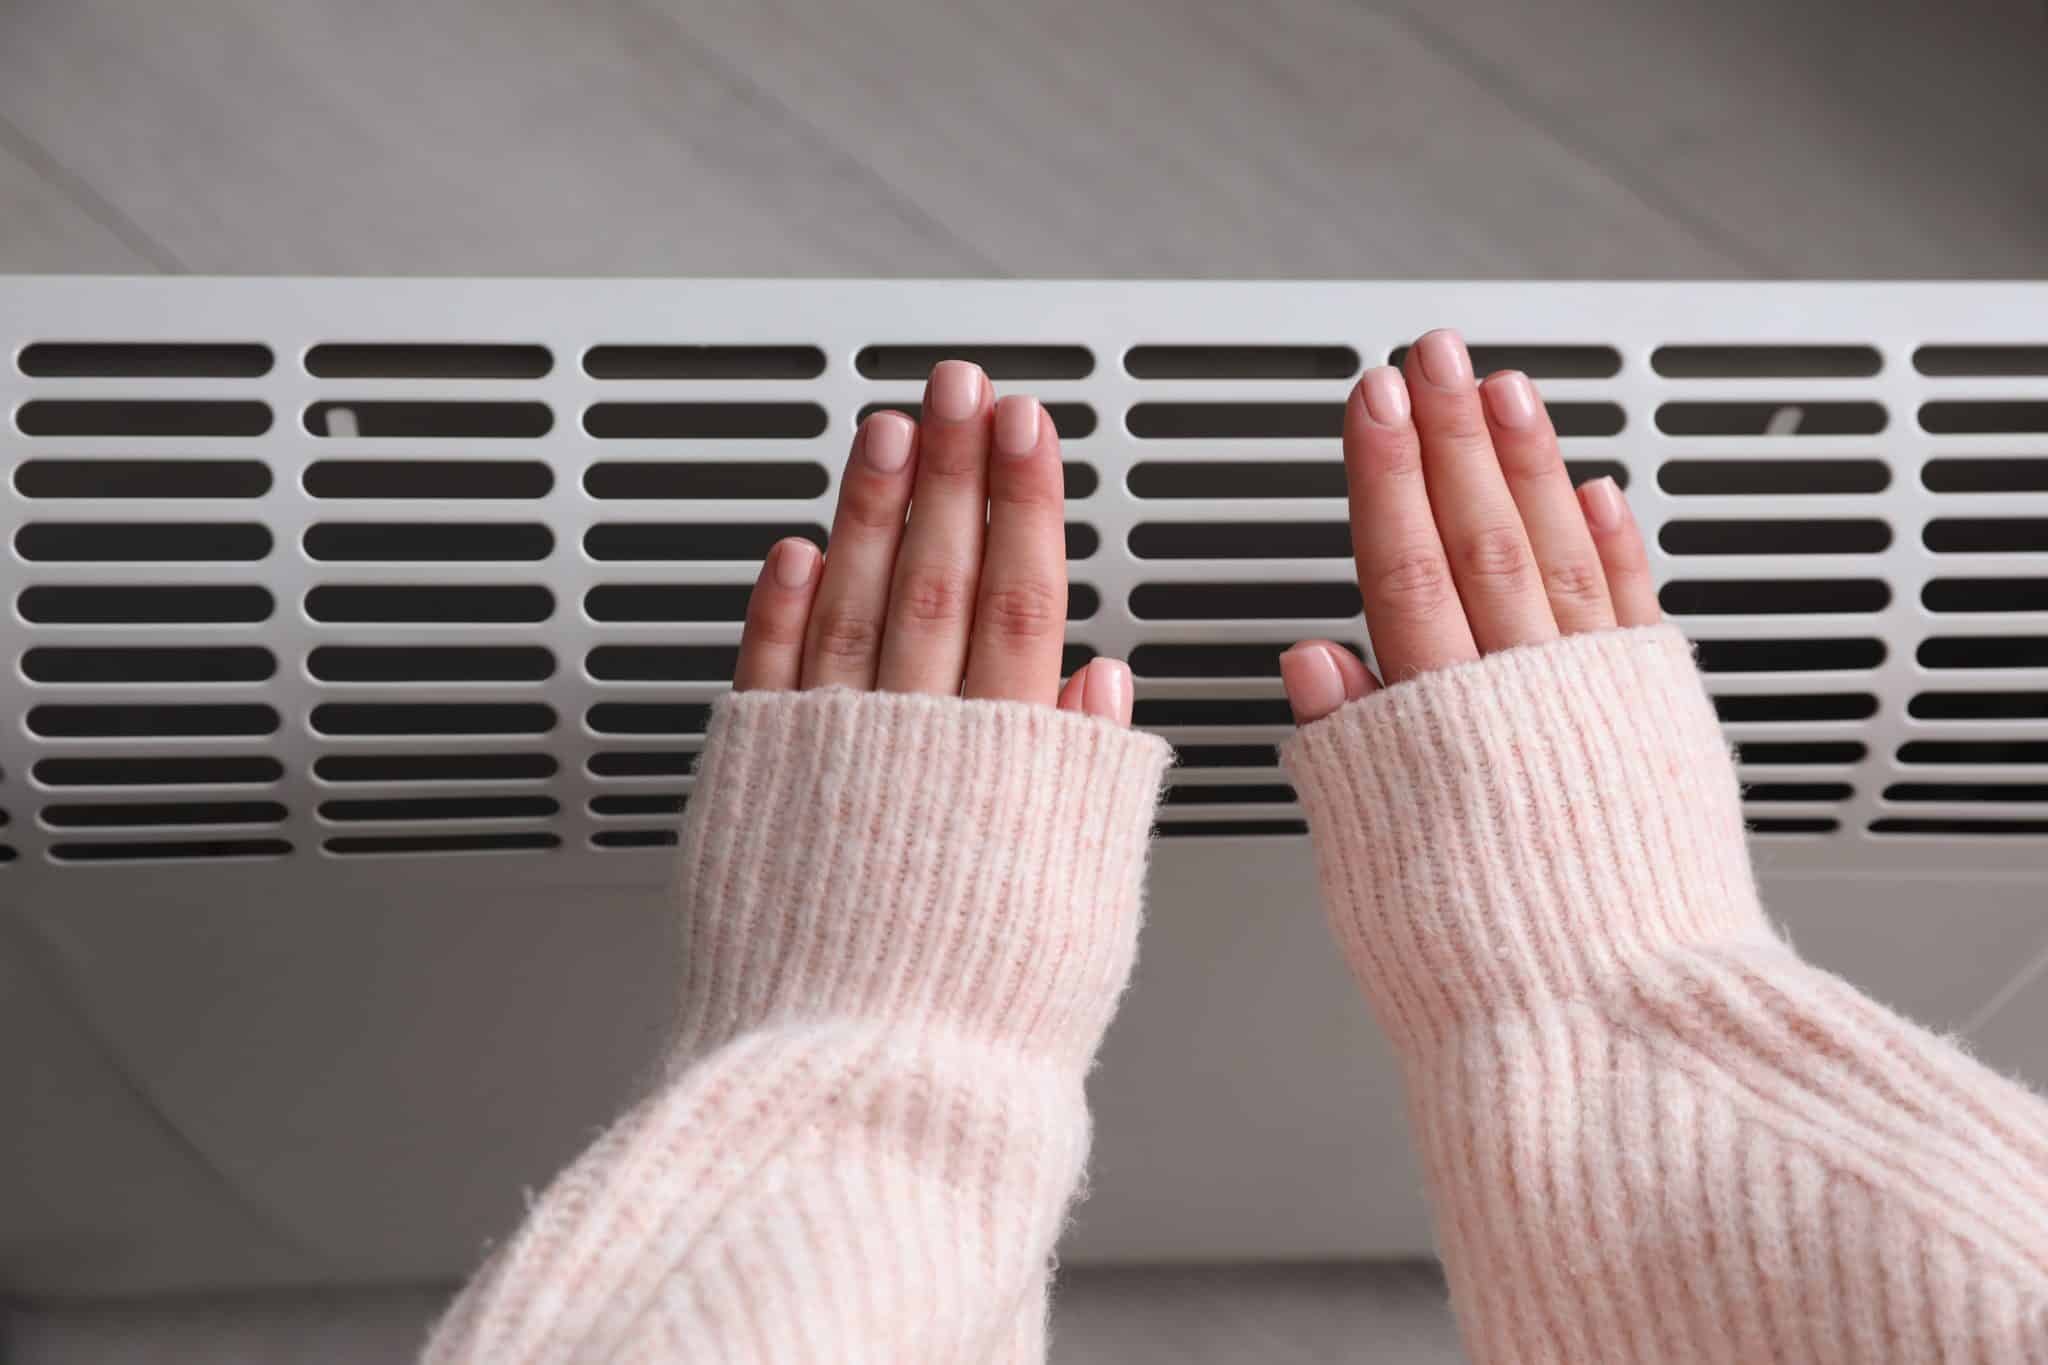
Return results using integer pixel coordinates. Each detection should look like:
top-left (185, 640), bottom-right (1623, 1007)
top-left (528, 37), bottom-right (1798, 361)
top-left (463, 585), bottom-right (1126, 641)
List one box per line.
top-left (3, 0), bottom-right (2044, 1359)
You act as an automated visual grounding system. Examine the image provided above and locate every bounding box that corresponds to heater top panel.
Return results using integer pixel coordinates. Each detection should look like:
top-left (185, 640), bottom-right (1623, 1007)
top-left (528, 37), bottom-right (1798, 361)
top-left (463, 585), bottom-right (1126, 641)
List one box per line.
top-left (2, 277), bottom-right (2045, 889)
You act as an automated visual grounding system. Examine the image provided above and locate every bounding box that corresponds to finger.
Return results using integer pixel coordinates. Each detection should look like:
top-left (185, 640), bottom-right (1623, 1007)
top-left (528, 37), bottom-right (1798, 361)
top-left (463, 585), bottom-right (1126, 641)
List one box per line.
top-left (801, 411), bottom-right (918, 688)
top-left (1479, 370), bottom-right (1617, 636)
top-left (1403, 330), bottom-right (1559, 653)
top-left (1342, 365), bottom-right (1479, 683)
top-left (877, 360), bottom-right (989, 695)
top-left (1579, 477), bottom-right (1662, 627)
top-left (1056, 657), bottom-right (1135, 725)
top-left (733, 539), bottom-right (821, 691)
top-left (1280, 640), bottom-right (1378, 725)
top-left (962, 395), bottom-right (1067, 705)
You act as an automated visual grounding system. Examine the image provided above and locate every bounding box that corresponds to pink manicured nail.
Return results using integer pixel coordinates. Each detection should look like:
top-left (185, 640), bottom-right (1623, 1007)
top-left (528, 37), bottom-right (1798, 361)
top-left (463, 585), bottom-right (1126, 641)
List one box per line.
top-left (772, 538), bottom-right (818, 588)
top-left (928, 360), bottom-right (983, 423)
top-left (1414, 329), bottom-right (1472, 387)
top-left (1280, 643), bottom-right (1347, 722)
top-left (1084, 658), bottom-right (1133, 725)
top-left (1482, 370), bottom-right (1540, 429)
top-left (994, 395), bottom-right (1040, 458)
top-left (1359, 366), bottom-right (1411, 426)
top-left (863, 412), bottom-right (913, 472)
top-left (1579, 476), bottom-right (1626, 533)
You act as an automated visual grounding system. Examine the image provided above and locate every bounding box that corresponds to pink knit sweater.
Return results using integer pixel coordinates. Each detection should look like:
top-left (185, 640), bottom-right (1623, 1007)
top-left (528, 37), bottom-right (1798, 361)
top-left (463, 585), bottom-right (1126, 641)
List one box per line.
top-left (426, 627), bottom-right (2048, 1362)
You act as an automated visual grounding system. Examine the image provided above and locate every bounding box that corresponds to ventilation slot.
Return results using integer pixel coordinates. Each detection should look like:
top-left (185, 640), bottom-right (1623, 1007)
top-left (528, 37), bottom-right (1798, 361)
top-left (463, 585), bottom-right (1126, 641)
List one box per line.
top-left (305, 344), bottom-right (551, 378)
top-left (1064, 464), bottom-right (1099, 498)
top-left (1913, 346), bottom-right (2048, 376)
top-left (1920, 403), bottom-right (2048, 435)
top-left (16, 460), bottom-right (272, 499)
top-left (856, 401), bottom-right (1098, 438)
top-left (326, 833), bottom-right (559, 856)
top-left (1125, 346), bottom-right (1357, 379)
top-left (304, 523), bottom-right (552, 562)
top-left (1660, 520), bottom-right (1891, 556)
top-left (1748, 819), bottom-right (1840, 835)
top-left (1908, 694), bottom-right (2048, 720)
top-left (589, 794), bottom-right (687, 817)
top-left (1658, 460), bottom-right (1889, 496)
top-left (306, 584), bottom-right (552, 624)
top-left (304, 461), bottom-right (553, 499)
top-left (1650, 345), bottom-right (1880, 378)
top-left (1385, 344), bottom-right (1621, 379)
top-left (19, 342), bottom-right (273, 377)
top-left (1129, 462), bottom-right (1344, 499)
top-left (1742, 783), bottom-right (1853, 803)
top-left (319, 796), bottom-right (559, 822)
top-left (307, 646), bottom-right (556, 683)
top-left (1130, 582), bottom-right (1361, 620)
top-left (1924, 520), bottom-right (2048, 554)
top-left (1162, 784), bottom-right (1297, 806)
top-left (1884, 784), bottom-right (2048, 804)
top-left (1918, 637), bottom-right (2048, 669)
top-left (1656, 403), bottom-right (1885, 436)
top-left (584, 584), bottom-right (748, 622)
top-left (314, 753), bottom-right (557, 784)
top-left (586, 646), bottom-right (739, 682)
top-left (587, 704), bottom-right (714, 736)
top-left (17, 523), bottom-right (272, 562)
top-left (584, 462), bottom-right (830, 499)
top-left (28, 704), bottom-right (279, 738)
top-left (1733, 741), bottom-right (1868, 765)
top-left (1712, 695), bottom-right (1877, 723)
top-left (306, 402), bottom-right (551, 438)
top-left (583, 523), bottom-right (825, 561)
top-left (592, 829), bottom-right (680, 849)
top-left (1922, 579), bottom-right (2048, 613)
top-left (1156, 820), bottom-right (1307, 838)
top-left (23, 647), bottom-right (277, 684)
top-left (1660, 580), bottom-right (1890, 615)
top-left (1694, 639), bottom-right (1884, 673)
top-left (585, 345), bottom-right (825, 379)
top-left (43, 802), bottom-right (287, 829)
top-left (1897, 741), bottom-right (2048, 765)
top-left (51, 839), bottom-right (291, 863)
top-left (19, 585), bottom-right (273, 624)
top-left (1129, 523), bottom-right (1351, 559)
top-left (310, 703), bottom-right (555, 736)
top-left (1172, 744), bottom-right (1280, 768)
top-left (855, 345), bottom-right (1093, 379)
top-left (588, 751), bottom-right (698, 778)
top-left (1870, 820), bottom-right (2048, 836)
top-left (1132, 698), bottom-right (1294, 727)
top-left (1128, 403), bottom-right (1340, 440)
top-left (1922, 459), bottom-right (2048, 493)
top-left (584, 403), bottom-right (827, 439)
top-left (1131, 643), bottom-right (1330, 678)
top-left (33, 756), bottom-right (285, 787)
top-left (16, 400), bottom-right (272, 436)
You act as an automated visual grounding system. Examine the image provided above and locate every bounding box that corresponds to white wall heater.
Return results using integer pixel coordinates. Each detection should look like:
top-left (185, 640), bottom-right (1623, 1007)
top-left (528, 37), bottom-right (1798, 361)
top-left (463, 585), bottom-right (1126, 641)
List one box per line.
top-left (2, 278), bottom-right (2045, 1296)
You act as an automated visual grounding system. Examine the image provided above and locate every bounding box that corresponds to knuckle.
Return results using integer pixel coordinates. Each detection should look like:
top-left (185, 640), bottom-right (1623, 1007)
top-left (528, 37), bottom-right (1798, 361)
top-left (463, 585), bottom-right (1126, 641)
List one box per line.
top-left (837, 480), bottom-right (904, 534)
top-left (1543, 557), bottom-right (1609, 610)
top-left (809, 604), bottom-right (881, 661)
top-left (892, 563), bottom-right (975, 629)
top-left (978, 581), bottom-right (1065, 645)
top-left (1372, 546), bottom-right (1460, 617)
top-left (1454, 524), bottom-right (1536, 589)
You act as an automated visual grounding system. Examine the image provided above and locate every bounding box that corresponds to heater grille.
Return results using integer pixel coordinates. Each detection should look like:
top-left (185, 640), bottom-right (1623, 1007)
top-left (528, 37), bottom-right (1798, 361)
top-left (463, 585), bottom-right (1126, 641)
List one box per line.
top-left (3, 278), bottom-right (2045, 881)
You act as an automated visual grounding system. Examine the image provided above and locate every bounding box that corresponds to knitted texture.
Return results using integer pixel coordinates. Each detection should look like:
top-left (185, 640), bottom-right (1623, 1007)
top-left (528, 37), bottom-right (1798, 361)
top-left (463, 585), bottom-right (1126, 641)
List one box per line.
top-left (1285, 625), bottom-right (2048, 1363)
top-left (424, 688), bottom-right (1171, 1363)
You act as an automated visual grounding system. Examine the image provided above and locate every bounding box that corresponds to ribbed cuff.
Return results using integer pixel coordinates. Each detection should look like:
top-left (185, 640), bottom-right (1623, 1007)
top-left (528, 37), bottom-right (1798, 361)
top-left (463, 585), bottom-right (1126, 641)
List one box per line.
top-left (673, 689), bottom-right (1172, 1066)
top-left (1282, 625), bottom-right (1770, 1053)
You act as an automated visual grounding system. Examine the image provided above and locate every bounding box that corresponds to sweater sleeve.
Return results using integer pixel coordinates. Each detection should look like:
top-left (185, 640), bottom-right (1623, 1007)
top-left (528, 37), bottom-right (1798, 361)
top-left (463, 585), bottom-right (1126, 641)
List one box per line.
top-left (423, 688), bottom-right (1171, 1364)
top-left (1283, 624), bottom-right (2048, 1364)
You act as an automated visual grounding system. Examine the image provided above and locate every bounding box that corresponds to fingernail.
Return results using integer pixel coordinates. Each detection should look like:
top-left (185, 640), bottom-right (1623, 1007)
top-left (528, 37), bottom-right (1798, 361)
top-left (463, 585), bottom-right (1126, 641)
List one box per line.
top-left (1579, 476), bottom-right (1626, 533)
top-left (1481, 370), bottom-right (1539, 429)
top-left (772, 538), bottom-right (817, 588)
top-left (863, 412), bottom-right (913, 472)
top-left (1279, 644), bottom-right (1346, 722)
top-left (1414, 329), bottom-right (1472, 388)
top-left (1359, 366), bottom-right (1411, 426)
top-left (928, 360), bottom-right (983, 423)
top-left (1085, 658), bottom-right (1133, 725)
top-left (994, 395), bottom-right (1040, 458)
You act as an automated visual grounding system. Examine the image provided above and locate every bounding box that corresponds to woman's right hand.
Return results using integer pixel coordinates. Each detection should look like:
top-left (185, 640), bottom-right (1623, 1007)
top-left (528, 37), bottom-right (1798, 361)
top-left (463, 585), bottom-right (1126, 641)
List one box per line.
top-left (1281, 328), bottom-right (1663, 722)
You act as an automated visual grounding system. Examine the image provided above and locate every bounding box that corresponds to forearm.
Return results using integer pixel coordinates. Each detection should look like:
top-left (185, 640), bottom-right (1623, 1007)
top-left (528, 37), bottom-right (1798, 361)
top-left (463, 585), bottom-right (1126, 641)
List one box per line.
top-left (428, 689), bottom-right (1169, 1362)
top-left (1287, 626), bottom-right (2048, 1362)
